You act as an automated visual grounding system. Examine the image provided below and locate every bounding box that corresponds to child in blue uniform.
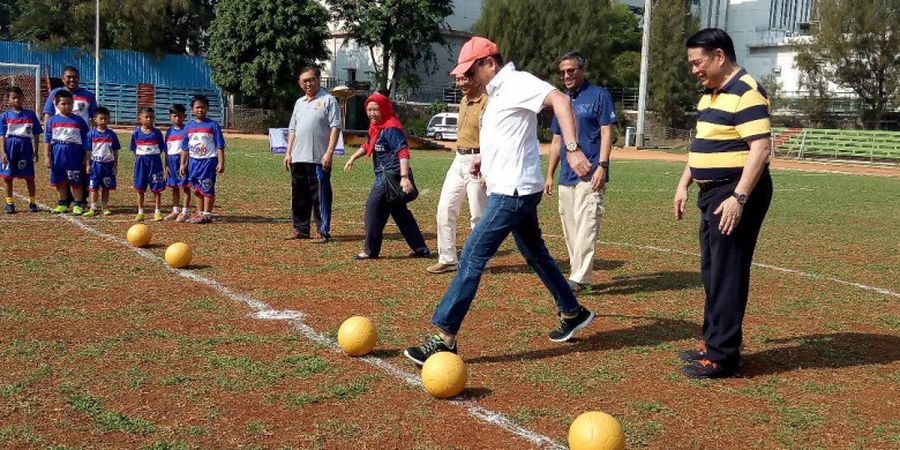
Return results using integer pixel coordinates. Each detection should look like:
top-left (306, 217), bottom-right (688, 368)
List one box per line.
top-left (164, 104), bottom-right (191, 222)
top-left (130, 107), bottom-right (166, 221)
top-left (83, 107), bottom-right (120, 217)
top-left (0, 87), bottom-right (42, 213)
top-left (179, 95), bottom-right (225, 224)
top-left (44, 90), bottom-right (90, 214)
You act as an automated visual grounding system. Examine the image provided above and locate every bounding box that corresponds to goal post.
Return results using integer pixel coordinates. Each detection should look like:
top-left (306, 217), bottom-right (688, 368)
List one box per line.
top-left (0, 63), bottom-right (42, 113)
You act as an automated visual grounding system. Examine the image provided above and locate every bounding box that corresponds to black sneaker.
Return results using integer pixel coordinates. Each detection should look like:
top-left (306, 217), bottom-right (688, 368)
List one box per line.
top-left (403, 334), bottom-right (457, 366)
top-left (682, 359), bottom-right (740, 379)
top-left (678, 343), bottom-right (708, 362)
top-left (548, 306), bottom-right (594, 342)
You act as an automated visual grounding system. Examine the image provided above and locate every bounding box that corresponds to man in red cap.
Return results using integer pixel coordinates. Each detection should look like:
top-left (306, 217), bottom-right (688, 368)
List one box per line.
top-left (405, 36), bottom-right (596, 365)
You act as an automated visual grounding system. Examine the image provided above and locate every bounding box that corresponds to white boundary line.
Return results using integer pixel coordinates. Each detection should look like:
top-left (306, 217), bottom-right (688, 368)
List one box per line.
top-left (16, 196), bottom-right (563, 450)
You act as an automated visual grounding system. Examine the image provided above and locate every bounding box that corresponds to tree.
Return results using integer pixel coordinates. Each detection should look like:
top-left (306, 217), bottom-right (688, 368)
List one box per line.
top-left (0, 0), bottom-right (23, 40)
top-left (207, 0), bottom-right (331, 107)
top-left (648, 0), bottom-right (699, 128)
top-left (9, 0), bottom-right (213, 55)
top-left (475, 0), bottom-right (641, 88)
top-left (795, 0), bottom-right (899, 129)
top-left (327, 0), bottom-right (454, 94)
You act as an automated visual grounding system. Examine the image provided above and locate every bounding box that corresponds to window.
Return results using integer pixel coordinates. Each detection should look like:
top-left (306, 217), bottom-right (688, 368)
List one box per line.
top-left (345, 68), bottom-right (357, 82)
top-left (446, 117), bottom-right (458, 126)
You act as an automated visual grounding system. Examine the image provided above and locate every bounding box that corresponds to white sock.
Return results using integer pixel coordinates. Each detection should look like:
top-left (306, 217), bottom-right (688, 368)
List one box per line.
top-left (137, 208), bottom-right (144, 214)
top-left (91, 202), bottom-right (98, 210)
top-left (202, 211), bottom-right (212, 216)
top-left (172, 206), bottom-right (181, 213)
top-left (154, 208), bottom-right (161, 214)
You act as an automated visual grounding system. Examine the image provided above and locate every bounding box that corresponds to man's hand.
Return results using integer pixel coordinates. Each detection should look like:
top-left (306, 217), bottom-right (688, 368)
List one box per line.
top-left (543, 178), bottom-right (554, 197)
top-left (591, 166), bottom-right (606, 192)
top-left (565, 150), bottom-right (592, 178)
top-left (714, 196), bottom-right (743, 235)
top-left (283, 153), bottom-right (291, 171)
top-left (673, 185), bottom-right (689, 221)
top-left (469, 157), bottom-right (481, 178)
top-left (321, 151), bottom-right (333, 171)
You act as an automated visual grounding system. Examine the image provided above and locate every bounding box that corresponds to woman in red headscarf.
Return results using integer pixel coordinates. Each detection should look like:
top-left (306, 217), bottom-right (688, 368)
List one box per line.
top-left (344, 93), bottom-right (430, 260)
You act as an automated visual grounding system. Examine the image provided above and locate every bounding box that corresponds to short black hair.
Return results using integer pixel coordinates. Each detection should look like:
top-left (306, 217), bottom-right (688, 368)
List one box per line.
top-left (95, 106), bottom-right (110, 117)
top-left (298, 66), bottom-right (321, 78)
top-left (558, 51), bottom-right (588, 69)
top-left (139, 106), bottom-right (154, 116)
top-left (686, 28), bottom-right (737, 62)
top-left (191, 94), bottom-right (209, 108)
top-left (54, 90), bottom-right (73, 103)
top-left (6, 86), bottom-right (24, 97)
top-left (169, 103), bottom-right (186, 114)
top-left (62, 66), bottom-right (79, 76)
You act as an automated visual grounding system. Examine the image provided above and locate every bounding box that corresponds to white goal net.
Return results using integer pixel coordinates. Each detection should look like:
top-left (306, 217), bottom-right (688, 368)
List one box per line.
top-left (0, 63), bottom-right (41, 113)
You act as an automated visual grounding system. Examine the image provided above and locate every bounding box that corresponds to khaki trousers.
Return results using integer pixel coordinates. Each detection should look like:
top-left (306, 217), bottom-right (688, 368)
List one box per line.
top-left (436, 153), bottom-right (488, 264)
top-left (557, 181), bottom-right (605, 285)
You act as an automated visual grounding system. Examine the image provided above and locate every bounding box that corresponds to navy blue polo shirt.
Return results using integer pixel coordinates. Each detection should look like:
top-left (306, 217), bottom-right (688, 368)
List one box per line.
top-left (370, 127), bottom-right (408, 179)
top-left (550, 81), bottom-right (616, 185)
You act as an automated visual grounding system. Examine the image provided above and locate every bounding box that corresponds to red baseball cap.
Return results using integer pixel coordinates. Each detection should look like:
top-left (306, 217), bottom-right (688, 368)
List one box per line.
top-left (450, 36), bottom-right (500, 76)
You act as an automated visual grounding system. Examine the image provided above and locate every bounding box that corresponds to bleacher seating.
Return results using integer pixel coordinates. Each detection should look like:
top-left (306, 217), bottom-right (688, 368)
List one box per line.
top-left (97, 83), bottom-right (224, 127)
top-left (773, 128), bottom-right (900, 164)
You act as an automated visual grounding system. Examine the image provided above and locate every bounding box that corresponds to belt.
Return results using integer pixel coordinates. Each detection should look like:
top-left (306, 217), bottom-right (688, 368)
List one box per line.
top-left (456, 147), bottom-right (480, 155)
top-left (696, 176), bottom-right (739, 192)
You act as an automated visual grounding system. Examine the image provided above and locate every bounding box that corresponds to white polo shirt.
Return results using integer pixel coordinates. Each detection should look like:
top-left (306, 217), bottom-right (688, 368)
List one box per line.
top-left (480, 62), bottom-right (555, 196)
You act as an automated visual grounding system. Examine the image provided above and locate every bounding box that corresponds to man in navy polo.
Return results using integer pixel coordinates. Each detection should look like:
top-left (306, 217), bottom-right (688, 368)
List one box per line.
top-left (545, 51), bottom-right (616, 294)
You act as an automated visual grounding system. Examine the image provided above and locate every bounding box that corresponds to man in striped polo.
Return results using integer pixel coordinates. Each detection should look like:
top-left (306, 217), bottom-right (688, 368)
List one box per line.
top-left (673, 28), bottom-right (774, 378)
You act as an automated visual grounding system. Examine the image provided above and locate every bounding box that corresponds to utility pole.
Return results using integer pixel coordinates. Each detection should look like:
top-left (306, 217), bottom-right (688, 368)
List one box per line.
top-left (636, 0), bottom-right (652, 148)
top-left (95, 0), bottom-right (100, 102)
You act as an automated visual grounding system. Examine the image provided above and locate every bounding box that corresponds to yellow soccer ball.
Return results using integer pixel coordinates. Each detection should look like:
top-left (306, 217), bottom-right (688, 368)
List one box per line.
top-left (126, 224), bottom-right (152, 247)
top-left (421, 351), bottom-right (467, 399)
top-left (337, 316), bottom-right (377, 356)
top-left (568, 411), bottom-right (625, 450)
top-left (164, 242), bottom-right (193, 269)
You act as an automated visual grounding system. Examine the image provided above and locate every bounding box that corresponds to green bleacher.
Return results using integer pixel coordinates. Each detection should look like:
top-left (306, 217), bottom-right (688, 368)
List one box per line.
top-left (773, 127), bottom-right (900, 164)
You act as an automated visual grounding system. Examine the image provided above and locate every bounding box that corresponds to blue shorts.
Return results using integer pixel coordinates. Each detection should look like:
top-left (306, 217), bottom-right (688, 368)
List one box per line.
top-left (133, 154), bottom-right (166, 193)
top-left (189, 157), bottom-right (217, 197)
top-left (88, 161), bottom-right (117, 191)
top-left (0, 137), bottom-right (36, 180)
top-left (166, 154), bottom-right (189, 188)
top-left (49, 144), bottom-right (87, 187)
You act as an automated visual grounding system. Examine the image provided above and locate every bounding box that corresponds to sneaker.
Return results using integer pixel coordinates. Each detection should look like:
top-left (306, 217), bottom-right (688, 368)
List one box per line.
top-left (102, 209), bottom-right (112, 216)
top-left (548, 306), bottom-right (594, 342)
top-left (408, 248), bottom-right (431, 258)
top-left (82, 209), bottom-right (98, 217)
top-left (4, 203), bottom-right (14, 214)
top-left (678, 342), bottom-right (708, 362)
top-left (163, 210), bottom-right (180, 221)
top-left (52, 205), bottom-right (67, 214)
top-left (190, 214), bottom-right (212, 224)
top-left (71, 205), bottom-right (84, 215)
top-left (682, 358), bottom-right (740, 379)
top-left (427, 262), bottom-right (458, 274)
top-left (403, 334), bottom-right (458, 366)
top-left (134, 212), bottom-right (145, 221)
top-left (153, 211), bottom-right (164, 221)
top-left (175, 213), bottom-right (188, 222)
top-left (28, 203), bottom-right (39, 213)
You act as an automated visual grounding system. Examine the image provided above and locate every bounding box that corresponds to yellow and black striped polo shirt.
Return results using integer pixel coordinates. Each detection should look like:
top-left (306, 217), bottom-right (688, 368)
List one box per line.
top-left (689, 69), bottom-right (771, 181)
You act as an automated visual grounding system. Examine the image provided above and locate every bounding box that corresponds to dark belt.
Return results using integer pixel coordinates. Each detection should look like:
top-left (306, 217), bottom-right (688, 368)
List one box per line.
top-left (696, 175), bottom-right (739, 192)
top-left (456, 147), bottom-right (480, 155)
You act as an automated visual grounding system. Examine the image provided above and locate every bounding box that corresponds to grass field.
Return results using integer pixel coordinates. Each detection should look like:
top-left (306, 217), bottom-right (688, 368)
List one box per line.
top-left (1, 135), bottom-right (898, 449)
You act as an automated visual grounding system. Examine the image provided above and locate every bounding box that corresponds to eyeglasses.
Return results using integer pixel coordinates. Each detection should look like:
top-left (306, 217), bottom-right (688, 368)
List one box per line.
top-left (558, 68), bottom-right (581, 76)
top-left (298, 78), bottom-right (318, 85)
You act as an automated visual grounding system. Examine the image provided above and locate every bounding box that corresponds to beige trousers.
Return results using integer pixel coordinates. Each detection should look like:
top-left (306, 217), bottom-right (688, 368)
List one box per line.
top-left (436, 153), bottom-right (488, 264)
top-left (557, 181), bottom-right (605, 285)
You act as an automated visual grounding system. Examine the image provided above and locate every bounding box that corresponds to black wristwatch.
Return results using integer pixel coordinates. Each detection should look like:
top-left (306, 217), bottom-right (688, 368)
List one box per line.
top-left (732, 192), bottom-right (749, 205)
top-left (599, 161), bottom-right (609, 169)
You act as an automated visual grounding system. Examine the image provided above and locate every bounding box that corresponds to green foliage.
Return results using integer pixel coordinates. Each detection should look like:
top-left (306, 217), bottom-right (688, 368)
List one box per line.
top-left (327, 0), bottom-right (454, 93)
top-left (649, 0), bottom-right (699, 128)
top-left (795, 0), bottom-right (900, 129)
top-left (475, 0), bottom-right (641, 88)
top-left (208, 0), bottom-right (331, 107)
top-left (9, 0), bottom-right (212, 54)
top-left (758, 73), bottom-right (784, 113)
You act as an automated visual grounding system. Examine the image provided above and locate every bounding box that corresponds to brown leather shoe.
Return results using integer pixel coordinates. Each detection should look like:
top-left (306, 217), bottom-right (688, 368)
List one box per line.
top-left (285, 231), bottom-right (310, 240)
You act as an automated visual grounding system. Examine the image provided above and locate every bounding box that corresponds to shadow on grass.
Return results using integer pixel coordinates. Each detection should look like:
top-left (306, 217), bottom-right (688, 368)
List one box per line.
top-left (457, 387), bottom-right (493, 400)
top-left (742, 332), bottom-right (900, 377)
top-left (369, 349), bottom-right (401, 358)
top-left (468, 315), bottom-right (700, 364)
top-left (590, 271), bottom-right (702, 296)
top-left (214, 215), bottom-right (289, 224)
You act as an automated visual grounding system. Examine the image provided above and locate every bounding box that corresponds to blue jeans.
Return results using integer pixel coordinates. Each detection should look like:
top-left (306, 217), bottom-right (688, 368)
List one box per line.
top-left (431, 191), bottom-right (580, 335)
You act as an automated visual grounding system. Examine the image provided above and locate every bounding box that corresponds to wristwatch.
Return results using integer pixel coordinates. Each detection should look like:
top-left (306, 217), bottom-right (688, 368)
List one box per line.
top-left (565, 141), bottom-right (579, 153)
top-left (732, 192), bottom-right (749, 205)
top-left (599, 161), bottom-right (609, 169)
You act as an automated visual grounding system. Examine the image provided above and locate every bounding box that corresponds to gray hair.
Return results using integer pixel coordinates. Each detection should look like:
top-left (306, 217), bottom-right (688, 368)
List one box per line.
top-left (558, 51), bottom-right (588, 69)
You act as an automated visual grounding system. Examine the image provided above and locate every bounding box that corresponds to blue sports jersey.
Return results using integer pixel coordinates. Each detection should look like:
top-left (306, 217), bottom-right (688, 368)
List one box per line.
top-left (181, 118), bottom-right (225, 160)
top-left (165, 125), bottom-right (187, 156)
top-left (43, 87), bottom-right (98, 125)
top-left (86, 128), bottom-right (121, 162)
top-left (550, 81), bottom-right (616, 185)
top-left (1, 108), bottom-right (43, 142)
top-left (370, 127), bottom-right (408, 176)
top-left (130, 127), bottom-right (165, 156)
top-left (45, 114), bottom-right (90, 150)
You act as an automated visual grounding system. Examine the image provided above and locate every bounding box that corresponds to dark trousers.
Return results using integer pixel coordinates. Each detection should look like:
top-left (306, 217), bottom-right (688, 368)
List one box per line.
top-left (316, 165), bottom-right (332, 237)
top-left (698, 168), bottom-right (772, 364)
top-left (363, 180), bottom-right (427, 257)
top-left (291, 162), bottom-right (323, 236)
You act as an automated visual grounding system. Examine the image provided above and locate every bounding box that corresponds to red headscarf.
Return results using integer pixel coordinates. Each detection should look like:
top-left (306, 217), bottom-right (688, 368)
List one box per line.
top-left (363, 93), bottom-right (405, 156)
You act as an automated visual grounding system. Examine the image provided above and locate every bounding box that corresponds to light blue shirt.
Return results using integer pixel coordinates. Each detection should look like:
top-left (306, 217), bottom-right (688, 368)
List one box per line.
top-left (288, 89), bottom-right (341, 163)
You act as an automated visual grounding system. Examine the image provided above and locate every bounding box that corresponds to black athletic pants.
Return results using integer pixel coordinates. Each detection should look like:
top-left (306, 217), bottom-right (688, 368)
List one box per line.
top-left (290, 162), bottom-right (322, 236)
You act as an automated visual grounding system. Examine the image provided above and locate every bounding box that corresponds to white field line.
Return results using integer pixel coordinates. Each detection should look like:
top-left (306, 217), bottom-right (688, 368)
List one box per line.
top-left (15, 194), bottom-right (563, 450)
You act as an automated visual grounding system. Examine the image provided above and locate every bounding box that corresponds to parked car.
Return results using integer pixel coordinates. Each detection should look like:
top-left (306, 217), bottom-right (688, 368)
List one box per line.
top-left (426, 112), bottom-right (459, 141)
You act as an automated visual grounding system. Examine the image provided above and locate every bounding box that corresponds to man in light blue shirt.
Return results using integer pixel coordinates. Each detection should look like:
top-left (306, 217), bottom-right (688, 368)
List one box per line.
top-left (282, 66), bottom-right (341, 242)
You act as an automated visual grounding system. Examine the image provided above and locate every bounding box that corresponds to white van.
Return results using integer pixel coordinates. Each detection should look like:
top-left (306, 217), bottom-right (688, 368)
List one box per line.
top-left (426, 112), bottom-right (459, 141)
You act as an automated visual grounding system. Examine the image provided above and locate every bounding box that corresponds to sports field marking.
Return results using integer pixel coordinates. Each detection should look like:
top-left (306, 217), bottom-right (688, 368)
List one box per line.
top-left (16, 194), bottom-right (564, 450)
